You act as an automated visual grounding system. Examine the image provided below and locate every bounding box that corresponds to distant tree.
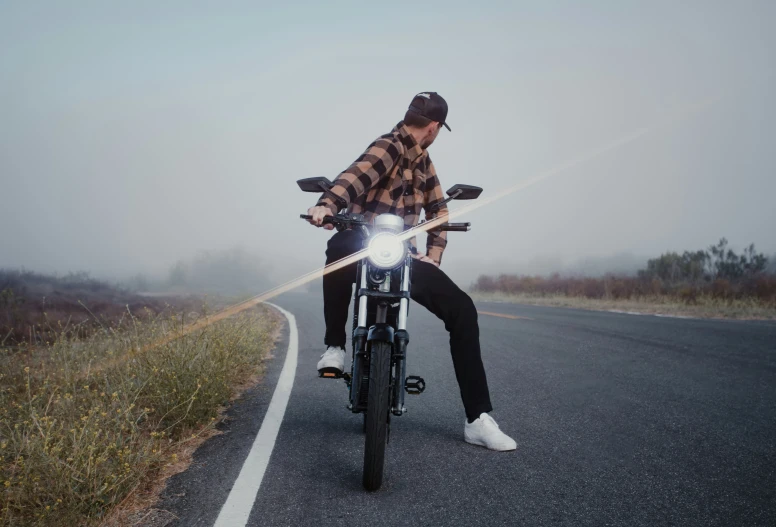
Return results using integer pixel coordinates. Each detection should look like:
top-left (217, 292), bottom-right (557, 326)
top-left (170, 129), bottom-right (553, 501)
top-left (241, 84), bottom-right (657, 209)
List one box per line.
top-left (708, 238), bottom-right (767, 279)
top-left (168, 261), bottom-right (188, 287)
top-left (639, 238), bottom-right (767, 284)
top-left (683, 250), bottom-right (709, 282)
top-left (708, 238), bottom-right (731, 278)
top-left (640, 252), bottom-right (680, 282)
top-left (767, 254), bottom-right (776, 275)
top-left (188, 247), bottom-right (269, 294)
top-left (475, 275), bottom-right (496, 291)
top-left (639, 250), bottom-right (708, 284)
top-left (741, 243), bottom-right (768, 276)
top-left (124, 273), bottom-right (150, 292)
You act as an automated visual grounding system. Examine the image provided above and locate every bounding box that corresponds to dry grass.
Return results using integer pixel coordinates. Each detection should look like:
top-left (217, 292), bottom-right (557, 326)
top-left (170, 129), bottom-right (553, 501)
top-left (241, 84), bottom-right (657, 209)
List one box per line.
top-left (471, 291), bottom-right (776, 320)
top-left (0, 269), bottom-right (194, 347)
top-left (473, 273), bottom-right (776, 305)
top-left (471, 272), bottom-right (776, 320)
top-left (0, 304), bottom-right (280, 526)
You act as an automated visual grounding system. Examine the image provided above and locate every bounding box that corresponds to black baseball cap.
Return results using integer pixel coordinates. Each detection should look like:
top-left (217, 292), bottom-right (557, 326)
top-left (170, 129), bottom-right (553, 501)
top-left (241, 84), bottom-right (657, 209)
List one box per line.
top-left (408, 92), bottom-right (451, 131)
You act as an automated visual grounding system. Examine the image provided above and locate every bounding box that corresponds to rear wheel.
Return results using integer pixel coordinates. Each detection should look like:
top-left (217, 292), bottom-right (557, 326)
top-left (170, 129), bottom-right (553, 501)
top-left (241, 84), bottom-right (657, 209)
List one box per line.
top-left (362, 340), bottom-right (391, 491)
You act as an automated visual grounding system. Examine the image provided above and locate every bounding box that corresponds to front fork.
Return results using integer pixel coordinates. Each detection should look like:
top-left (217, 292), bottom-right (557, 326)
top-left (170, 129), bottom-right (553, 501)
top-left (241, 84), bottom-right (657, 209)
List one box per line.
top-left (349, 259), bottom-right (410, 416)
top-left (391, 262), bottom-right (411, 416)
top-left (349, 261), bottom-right (370, 412)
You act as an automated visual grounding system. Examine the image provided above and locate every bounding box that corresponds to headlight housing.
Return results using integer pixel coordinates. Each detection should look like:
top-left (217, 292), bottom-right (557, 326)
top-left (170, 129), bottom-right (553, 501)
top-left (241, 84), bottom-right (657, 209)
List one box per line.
top-left (367, 233), bottom-right (407, 269)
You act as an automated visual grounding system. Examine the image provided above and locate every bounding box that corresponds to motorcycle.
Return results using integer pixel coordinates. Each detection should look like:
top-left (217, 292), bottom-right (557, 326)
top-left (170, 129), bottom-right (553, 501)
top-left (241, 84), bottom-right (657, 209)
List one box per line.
top-left (298, 177), bottom-right (482, 491)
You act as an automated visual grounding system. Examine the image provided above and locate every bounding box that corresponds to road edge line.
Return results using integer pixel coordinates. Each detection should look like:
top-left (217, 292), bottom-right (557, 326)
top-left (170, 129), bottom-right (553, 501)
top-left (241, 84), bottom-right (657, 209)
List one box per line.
top-left (213, 302), bottom-right (298, 527)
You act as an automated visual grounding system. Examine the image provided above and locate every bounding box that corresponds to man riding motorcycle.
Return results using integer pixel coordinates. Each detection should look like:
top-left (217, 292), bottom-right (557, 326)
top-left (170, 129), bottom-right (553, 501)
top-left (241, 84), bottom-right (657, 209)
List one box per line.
top-left (306, 92), bottom-right (516, 451)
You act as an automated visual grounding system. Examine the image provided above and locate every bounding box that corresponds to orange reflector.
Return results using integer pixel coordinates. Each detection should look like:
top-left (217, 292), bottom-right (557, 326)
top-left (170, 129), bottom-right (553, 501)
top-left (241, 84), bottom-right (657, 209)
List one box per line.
top-left (322, 373), bottom-right (336, 377)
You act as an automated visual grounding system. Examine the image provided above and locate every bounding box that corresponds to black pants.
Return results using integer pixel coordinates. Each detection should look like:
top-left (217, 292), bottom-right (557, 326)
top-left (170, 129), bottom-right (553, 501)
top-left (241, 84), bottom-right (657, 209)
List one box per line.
top-left (323, 229), bottom-right (493, 421)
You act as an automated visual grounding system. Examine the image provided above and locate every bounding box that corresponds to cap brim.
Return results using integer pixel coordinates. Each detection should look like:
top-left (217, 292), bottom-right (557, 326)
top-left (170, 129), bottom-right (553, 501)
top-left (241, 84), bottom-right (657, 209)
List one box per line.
top-left (443, 122), bottom-right (451, 131)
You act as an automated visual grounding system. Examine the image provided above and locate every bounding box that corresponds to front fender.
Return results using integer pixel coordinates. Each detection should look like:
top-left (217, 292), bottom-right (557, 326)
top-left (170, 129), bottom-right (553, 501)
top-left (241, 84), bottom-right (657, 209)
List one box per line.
top-left (367, 323), bottom-right (394, 344)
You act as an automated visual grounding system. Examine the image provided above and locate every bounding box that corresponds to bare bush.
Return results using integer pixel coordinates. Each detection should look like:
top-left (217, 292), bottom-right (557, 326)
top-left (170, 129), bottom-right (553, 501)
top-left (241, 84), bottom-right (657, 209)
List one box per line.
top-left (0, 270), bottom-right (185, 346)
top-left (472, 240), bottom-right (775, 309)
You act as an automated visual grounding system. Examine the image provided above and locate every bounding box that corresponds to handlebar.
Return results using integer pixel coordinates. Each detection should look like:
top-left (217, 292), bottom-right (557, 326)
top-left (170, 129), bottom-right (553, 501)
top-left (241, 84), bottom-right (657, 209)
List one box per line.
top-left (300, 213), bottom-right (368, 229)
top-left (300, 214), bottom-right (470, 232)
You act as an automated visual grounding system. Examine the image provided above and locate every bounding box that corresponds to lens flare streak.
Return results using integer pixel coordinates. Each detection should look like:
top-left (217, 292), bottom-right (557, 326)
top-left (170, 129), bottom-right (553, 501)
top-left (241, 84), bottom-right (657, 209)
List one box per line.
top-left (143, 96), bottom-right (718, 351)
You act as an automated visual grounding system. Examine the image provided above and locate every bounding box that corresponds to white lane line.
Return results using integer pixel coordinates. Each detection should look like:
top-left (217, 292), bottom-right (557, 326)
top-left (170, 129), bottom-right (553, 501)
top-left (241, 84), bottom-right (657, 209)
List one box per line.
top-left (213, 302), bottom-right (298, 527)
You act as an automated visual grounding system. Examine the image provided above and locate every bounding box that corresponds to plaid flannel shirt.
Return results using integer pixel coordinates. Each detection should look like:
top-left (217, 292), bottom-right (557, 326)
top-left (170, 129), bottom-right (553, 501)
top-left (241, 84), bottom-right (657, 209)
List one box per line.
top-left (316, 122), bottom-right (449, 264)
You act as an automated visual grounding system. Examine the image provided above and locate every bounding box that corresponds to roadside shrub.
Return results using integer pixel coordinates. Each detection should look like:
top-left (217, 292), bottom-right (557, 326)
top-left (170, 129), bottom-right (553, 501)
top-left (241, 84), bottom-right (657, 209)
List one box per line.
top-left (0, 306), bottom-right (278, 526)
top-left (0, 269), bottom-right (177, 346)
top-left (472, 239), bottom-right (775, 309)
top-left (472, 273), bottom-right (776, 308)
top-left (710, 279), bottom-right (732, 301)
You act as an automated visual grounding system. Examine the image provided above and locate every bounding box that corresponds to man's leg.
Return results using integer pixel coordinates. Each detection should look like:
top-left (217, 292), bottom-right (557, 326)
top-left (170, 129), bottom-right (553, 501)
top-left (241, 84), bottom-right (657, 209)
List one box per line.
top-left (323, 229), bottom-right (363, 348)
top-left (409, 259), bottom-right (515, 451)
top-left (409, 259), bottom-right (493, 421)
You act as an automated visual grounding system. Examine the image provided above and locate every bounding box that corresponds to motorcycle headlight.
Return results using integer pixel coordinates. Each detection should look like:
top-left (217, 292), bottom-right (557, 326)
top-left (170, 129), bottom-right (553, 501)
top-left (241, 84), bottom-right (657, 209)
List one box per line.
top-left (367, 233), bottom-right (407, 269)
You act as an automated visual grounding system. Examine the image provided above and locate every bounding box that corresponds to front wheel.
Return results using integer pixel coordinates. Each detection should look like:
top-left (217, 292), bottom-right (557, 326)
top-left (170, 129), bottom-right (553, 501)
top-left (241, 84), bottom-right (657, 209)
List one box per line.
top-left (362, 340), bottom-right (391, 491)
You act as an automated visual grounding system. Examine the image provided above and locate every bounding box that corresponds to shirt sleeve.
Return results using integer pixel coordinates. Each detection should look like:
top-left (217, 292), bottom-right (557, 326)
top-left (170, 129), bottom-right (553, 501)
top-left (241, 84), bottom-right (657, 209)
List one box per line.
top-left (423, 159), bottom-right (448, 265)
top-left (316, 136), bottom-right (402, 214)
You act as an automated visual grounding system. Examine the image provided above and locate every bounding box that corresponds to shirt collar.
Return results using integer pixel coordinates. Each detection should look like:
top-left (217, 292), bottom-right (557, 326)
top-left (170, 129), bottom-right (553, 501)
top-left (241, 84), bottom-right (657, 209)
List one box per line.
top-left (395, 122), bottom-right (425, 163)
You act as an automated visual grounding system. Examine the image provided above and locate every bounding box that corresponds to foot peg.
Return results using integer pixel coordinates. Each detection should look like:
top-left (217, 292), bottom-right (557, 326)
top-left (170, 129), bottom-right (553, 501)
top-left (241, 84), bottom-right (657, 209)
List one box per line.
top-left (318, 368), bottom-right (344, 379)
top-left (404, 376), bottom-right (426, 395)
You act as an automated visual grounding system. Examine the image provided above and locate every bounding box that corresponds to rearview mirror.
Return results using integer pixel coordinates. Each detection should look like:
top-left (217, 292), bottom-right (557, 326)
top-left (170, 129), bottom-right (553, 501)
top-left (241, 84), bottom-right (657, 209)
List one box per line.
top-left (297, 177), bottom-right (333, 193)
top-left (428, 184), bottom-right (484, 213)
top-left (446, 184), bottom-right (483, 200)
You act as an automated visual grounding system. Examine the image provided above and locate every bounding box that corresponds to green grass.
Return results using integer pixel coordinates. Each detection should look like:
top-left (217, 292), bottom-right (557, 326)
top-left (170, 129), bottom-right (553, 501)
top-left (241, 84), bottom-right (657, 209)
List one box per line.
top-left (0, 304), bottom-right (279, 526)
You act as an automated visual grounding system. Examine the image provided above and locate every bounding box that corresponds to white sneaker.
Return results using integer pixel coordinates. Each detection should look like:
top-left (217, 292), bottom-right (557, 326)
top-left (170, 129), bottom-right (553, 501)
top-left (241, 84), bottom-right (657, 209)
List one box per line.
top-left (317, 346), bottom-right (345, 374)
top-left (464, 413), bottom-right (517, 451)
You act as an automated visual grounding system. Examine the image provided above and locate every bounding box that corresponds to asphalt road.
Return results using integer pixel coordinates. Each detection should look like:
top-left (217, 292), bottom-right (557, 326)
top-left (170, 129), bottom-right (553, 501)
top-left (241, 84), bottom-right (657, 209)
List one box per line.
top-left (158, 291), bottom-right (776, 527)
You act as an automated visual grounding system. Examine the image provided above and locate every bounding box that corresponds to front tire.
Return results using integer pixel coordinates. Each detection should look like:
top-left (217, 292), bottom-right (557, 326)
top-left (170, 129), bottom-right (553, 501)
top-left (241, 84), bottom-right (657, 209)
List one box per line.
top-left (362, 340), bottom-right (391, 491)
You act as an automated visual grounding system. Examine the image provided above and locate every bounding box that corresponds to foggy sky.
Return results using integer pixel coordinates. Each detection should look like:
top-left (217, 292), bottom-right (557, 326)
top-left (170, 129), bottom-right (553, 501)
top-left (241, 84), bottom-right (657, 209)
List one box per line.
top-left (1, 1), bottom-right (774, 289)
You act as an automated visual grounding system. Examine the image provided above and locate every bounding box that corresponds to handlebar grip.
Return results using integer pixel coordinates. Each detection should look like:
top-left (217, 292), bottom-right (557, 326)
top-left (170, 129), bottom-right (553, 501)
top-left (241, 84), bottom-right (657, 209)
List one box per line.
top-left (300, 214), bottom-right (335, 224)
top-left (438, 222), bottom-right (471, 232)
